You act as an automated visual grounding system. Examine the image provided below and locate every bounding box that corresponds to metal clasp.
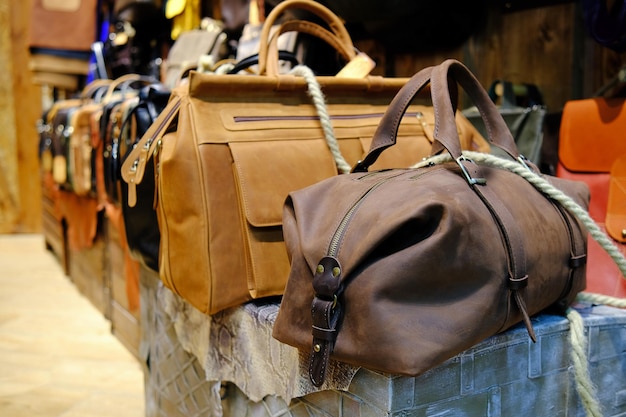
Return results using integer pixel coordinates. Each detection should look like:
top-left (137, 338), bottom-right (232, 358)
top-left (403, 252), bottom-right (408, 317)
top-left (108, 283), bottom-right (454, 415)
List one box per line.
top-left (517, 155), bottom-right (532, 171)
top-left (456, 156), bottom-right (486, 185)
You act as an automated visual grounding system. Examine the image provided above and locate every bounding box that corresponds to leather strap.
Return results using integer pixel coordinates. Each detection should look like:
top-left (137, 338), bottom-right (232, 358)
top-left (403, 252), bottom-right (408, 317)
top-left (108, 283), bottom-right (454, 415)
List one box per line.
top-left (549, 195), bottom-right (587, 310)
top-left (309, 256), bottom-right (343, 387)
top-left (458, 159), bottom-right (535, 341)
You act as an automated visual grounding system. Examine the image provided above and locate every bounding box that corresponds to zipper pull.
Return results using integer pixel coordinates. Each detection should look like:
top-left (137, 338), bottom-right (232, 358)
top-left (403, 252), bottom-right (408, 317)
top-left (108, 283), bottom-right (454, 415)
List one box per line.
top-left (134, 141), bottom-right (151, 185)
top-left (126, 161), bottom-right (138, 207)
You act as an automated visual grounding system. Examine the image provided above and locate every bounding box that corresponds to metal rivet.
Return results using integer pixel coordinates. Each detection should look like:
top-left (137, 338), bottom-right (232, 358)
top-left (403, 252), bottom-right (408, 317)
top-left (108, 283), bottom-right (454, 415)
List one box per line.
top-left (314, 344), bottom-right (321, 353)
top-left (622, 229), bottom-right (626, 239)
top-left (332, 267), bottom-right (340, 277)
top-left (316, 265), bottom-right (324, 274)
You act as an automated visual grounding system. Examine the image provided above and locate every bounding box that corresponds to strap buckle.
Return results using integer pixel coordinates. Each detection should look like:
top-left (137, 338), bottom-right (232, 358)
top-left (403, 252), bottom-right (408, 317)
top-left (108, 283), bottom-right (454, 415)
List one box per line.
top-left (456, 156), bottom-right (486, 185)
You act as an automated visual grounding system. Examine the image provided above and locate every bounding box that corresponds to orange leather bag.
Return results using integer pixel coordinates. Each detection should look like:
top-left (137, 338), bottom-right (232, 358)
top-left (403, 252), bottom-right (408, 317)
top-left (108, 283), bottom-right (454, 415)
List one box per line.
top-left (121, 0), bottom-right (489, 315)
top-left (557, 97), bottom-right (626, 297)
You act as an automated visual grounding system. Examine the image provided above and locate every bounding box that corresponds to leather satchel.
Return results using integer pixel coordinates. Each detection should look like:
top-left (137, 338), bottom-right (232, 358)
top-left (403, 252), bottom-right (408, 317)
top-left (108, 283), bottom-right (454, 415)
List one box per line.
top-left (557, 97), bottom-right (626, 297)
top-left (121, 0), bottom-right (488, 315)
top-left (272, 59), bottom-right (590, 386)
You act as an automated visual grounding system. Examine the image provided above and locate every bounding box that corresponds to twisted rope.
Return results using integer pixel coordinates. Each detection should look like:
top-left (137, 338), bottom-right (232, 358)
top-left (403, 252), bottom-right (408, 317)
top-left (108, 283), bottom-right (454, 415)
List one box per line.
top-left (577, 291), bottom-right (626, 308)
top-left (289, 65), bottom-right (351, 174)
top-left (567, 308), bottom-right (603, 417)
top-left (413, 150), bottom-right (626, 417)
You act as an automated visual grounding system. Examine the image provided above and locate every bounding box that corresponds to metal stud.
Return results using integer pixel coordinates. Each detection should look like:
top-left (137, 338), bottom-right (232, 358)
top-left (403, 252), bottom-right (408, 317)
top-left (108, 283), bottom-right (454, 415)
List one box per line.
top-left (316, 264), bottom-right (324, 274)
top-left (332, 267), bottom-right (340, 277)
top-left (314, 344), bottom-right (321, 353)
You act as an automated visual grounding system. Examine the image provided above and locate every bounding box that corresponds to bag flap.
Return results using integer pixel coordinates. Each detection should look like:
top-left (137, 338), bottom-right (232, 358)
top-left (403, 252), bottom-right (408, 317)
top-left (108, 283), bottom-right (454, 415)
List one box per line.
top-left (230, 139), bottom-right (339, 227)
top-left (606, 154), bottom-right (626, 243)
top-left (559, 98), bottom-right (626, 172)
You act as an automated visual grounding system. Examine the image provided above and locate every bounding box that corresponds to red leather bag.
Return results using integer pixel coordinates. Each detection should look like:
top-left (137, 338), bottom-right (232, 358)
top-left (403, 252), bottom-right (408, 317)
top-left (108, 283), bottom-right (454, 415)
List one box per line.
top-left (557, 97), bottom-right (626, 297)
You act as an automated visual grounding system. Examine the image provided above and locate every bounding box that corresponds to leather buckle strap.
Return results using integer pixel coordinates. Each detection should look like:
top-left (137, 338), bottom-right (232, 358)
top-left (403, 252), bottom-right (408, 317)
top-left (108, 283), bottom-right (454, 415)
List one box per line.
top-left (309, 256), bottom-right (343, 387)
top-left (459, 159), bottom-right (537, 342)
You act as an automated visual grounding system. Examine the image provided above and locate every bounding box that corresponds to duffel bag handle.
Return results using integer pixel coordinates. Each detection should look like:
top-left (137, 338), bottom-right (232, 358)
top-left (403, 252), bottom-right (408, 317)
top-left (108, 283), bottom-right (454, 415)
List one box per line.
top-left (257, 0), bottom-right (354, 75)
top-left (430, 59), bottom-right (519, 160)
top-left (354, 59), bottom-right (519, 172)
top-left (264, 19), bottom-right (356, 76)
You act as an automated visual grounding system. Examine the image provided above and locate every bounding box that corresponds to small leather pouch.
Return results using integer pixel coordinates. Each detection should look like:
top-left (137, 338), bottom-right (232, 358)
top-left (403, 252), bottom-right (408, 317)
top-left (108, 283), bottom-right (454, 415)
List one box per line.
top-left (30, 0), bottom-right (98, 52)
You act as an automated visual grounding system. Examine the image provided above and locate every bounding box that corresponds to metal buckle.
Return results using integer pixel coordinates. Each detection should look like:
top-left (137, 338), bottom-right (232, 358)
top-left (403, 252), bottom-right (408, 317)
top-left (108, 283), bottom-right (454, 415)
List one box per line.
top-left (456, 156), bottom-right (486, 185)
top-left (517, 155), bottom-right (532, 171)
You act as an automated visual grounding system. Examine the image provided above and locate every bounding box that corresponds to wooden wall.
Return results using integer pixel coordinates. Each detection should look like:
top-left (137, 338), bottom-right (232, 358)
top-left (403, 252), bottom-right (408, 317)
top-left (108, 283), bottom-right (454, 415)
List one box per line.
top-left (0, 0), bottom-right (624, 234)
top-left (358, 1), bottom-right (625, 111)
top-left (0, 0), bottom-right (42, 234)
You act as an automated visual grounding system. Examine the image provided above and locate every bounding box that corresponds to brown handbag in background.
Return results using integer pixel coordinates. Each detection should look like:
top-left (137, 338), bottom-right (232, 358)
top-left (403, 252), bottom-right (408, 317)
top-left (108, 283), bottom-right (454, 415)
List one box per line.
top-left (272, 59), bottom-right (589, 386)
top-left (121, 0), bottom-right (489, 315)
top-left (557, 97), bottom-right (626, 298)
top-left (30, 0), bottom-right (98, 52)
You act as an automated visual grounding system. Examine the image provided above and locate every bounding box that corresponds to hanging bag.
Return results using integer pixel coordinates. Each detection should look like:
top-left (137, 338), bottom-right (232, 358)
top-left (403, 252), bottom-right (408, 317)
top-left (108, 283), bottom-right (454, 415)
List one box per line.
top-left (272, 59), bottom-right (590, 386)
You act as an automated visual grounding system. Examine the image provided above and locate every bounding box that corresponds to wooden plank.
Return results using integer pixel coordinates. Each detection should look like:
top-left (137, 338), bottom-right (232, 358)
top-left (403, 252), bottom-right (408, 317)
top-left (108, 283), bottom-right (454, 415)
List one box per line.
top-left (385, 3), bottom-right (581, 111)
top-left (0, 0), bottom-right (43, 233)
top-left (29, 53), bottom-right (90, 75)
top-left (32, 72), bottom-right (81, 90)
top-left (498, 4), bottom-right (575, 111)
top-left (14, 0), bottom-right (44, 233)
top-left (0, 1), bottom-right (20, 233)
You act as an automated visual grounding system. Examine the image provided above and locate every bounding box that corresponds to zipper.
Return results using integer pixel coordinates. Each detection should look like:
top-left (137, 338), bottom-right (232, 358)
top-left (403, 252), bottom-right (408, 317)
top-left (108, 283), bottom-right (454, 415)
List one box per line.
top-left (129, 99), bottom-right (181, 180)
top-left (233, 111), bottom-right (424, 123)
top-left (123, 98), bottom-right (181, 208)
top-left (326, 170), bottom-right (416, 257)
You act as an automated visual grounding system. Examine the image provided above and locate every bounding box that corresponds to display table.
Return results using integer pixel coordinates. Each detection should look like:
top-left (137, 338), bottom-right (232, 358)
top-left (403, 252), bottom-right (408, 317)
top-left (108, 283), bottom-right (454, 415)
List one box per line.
top-left (139, 266), bottom-right (626, 417)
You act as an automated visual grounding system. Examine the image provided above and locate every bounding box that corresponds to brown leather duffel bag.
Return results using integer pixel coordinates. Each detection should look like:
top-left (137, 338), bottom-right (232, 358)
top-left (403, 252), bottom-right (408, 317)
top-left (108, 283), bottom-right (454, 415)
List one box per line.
top-left (272, 59), bottom-right (590, 386)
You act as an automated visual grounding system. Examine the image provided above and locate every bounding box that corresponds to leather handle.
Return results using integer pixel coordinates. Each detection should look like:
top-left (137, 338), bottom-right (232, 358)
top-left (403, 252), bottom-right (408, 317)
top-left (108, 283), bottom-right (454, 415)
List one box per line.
top-left (265, 19), bottom-right (356, 76)
top-left (430, 59), bottom-right (519, 160)
top-left (102, 74), bottom-right (157, 103)
top-left (80, 79), bottom-right (113, 101)
top-left (257, 0), bottom-right (354, 75)
top-left (355, 59), bottom-right (519, 172)
top-left (353, 65), bottom-right (435, 171)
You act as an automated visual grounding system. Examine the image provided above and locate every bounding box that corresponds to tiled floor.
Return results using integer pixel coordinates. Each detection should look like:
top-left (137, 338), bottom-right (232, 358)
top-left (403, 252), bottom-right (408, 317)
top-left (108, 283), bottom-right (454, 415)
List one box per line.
top-left (0, 234), bottom-right (145, 417)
